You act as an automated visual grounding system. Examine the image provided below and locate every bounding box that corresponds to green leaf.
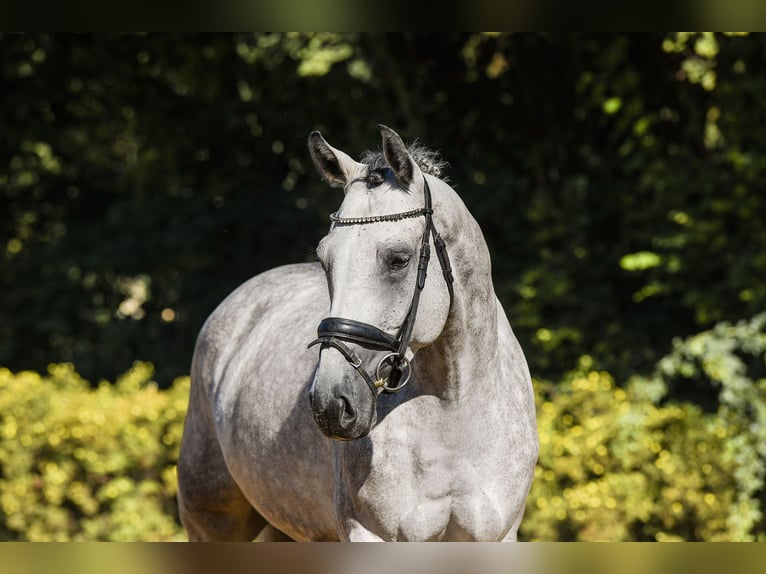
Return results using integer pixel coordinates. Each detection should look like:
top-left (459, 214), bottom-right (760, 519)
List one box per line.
top-left (620, 251), bottom-right (662, 271)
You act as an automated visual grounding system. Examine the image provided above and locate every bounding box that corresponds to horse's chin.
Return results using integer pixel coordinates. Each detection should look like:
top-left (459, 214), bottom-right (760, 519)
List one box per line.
top-left (327, 427), bottom-right (370, 441)
top-left (322, 410), bottom-right (376, 441)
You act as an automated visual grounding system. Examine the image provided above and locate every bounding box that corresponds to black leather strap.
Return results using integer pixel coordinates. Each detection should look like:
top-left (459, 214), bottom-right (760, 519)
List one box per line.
top-left (432, 229), bottom-right (454, 301)
top-left (308, 337), bottom-right (379, 396)
top-left (315, 317), bottom-right (398, 352)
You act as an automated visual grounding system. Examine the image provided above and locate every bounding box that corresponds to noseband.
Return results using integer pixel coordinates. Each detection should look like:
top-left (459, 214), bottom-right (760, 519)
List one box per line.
top-left (309, 178), bottom-right (454, 397)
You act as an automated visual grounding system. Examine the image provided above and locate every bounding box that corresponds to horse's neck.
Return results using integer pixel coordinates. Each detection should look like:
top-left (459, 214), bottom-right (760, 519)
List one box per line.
top-left (417, 189), bottom-right (501, 401)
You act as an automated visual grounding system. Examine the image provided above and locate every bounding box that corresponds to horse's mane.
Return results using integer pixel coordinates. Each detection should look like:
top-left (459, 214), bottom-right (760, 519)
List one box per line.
top-left (360, 142), bottom-right (449, 186)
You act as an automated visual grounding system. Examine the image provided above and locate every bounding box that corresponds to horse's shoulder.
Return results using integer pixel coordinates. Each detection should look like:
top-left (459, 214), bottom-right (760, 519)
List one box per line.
top-left (207, 262), bottom-right (322, 321)
top-left (194, 263), bottom-right (324, 365)
top-left (226, 262), bottom-right (324, 303)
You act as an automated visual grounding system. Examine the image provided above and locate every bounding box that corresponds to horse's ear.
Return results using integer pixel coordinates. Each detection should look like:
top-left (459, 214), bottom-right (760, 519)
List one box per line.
top-left (308, 131), bottom-right (361, 189)
top-left (378, 124), bottom-right (422, 191)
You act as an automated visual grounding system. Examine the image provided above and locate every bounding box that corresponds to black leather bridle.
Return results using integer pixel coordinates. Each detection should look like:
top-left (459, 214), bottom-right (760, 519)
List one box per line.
top-left (309, 177), bottom-right (454, 397)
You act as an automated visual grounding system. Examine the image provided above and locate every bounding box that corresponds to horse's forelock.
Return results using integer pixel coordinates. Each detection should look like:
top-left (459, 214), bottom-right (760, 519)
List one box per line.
top-left (360, 142), bottom-right (448, 182)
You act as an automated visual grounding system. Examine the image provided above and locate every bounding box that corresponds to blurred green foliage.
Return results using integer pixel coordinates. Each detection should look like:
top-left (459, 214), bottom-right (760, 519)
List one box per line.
top-left (521, 313), bottom-right (766, 541)
top-left (0, 362), bottom-right (187, 541)
top-left (525, 370), bottom-right (743, 541)
top-left (2, 33), bottom-right (766, 385)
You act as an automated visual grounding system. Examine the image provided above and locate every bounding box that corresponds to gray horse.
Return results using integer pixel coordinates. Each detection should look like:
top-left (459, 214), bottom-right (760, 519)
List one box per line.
top-left (177, 125), bottom-right (538, 541)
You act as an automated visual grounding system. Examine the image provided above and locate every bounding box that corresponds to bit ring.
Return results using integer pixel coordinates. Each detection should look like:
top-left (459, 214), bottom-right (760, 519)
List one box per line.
top-left (375, 353), bottom-right (411, 393)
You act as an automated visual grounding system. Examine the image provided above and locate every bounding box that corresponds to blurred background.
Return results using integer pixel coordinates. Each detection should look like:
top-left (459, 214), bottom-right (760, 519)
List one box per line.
top-left (0, 33), bottom-right (764, 541)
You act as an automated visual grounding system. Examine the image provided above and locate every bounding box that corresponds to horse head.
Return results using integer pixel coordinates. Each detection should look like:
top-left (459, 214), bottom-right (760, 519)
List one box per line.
top-left (307, 125), bottom-right (454, 440)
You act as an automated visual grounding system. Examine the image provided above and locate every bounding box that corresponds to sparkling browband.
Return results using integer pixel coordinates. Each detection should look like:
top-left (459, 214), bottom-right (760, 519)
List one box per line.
top-left (329, 208), bottom-right (429, 226)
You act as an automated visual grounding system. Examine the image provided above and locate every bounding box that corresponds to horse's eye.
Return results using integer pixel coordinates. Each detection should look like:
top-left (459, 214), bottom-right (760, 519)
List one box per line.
top-left (387, 253), bottom-right (411, 271)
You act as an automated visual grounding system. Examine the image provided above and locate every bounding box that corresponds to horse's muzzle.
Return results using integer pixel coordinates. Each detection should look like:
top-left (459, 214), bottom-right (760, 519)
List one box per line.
top-left (309, 373), bottom-right (376, 440)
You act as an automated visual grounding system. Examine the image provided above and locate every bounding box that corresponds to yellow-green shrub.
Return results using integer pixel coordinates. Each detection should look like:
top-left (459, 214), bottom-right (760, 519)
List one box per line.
top-left (0, 362), bottom-right (188, 541)
top-left (522, 314), bottom-right (766, 541)
top-left (1, 314), bottom-right (763, 541)
top-left (520, 365), bottom-right (743, 541)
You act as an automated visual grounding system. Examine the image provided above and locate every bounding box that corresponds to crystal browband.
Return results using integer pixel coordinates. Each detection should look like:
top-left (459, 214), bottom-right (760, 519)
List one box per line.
top-left (329, 208), bottom-right (429, 226)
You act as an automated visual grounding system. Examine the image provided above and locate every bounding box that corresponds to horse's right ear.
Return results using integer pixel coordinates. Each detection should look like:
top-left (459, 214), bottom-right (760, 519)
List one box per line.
top-left (308, 131), bottom-right (362, 189)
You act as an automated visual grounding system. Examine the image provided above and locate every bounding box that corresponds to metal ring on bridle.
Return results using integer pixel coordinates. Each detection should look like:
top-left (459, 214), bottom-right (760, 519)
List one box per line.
top-left (375, 353), bottom-right (411, 393)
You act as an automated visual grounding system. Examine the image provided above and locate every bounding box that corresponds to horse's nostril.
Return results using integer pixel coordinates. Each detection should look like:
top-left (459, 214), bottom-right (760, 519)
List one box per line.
top-left (338, 395), bottom-right (356, 427)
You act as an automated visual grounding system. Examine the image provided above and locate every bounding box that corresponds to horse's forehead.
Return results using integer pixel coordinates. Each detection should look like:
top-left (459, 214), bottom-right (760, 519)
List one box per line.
top-left (339, 182), bottom-right (419, 218)
top-left (324, 188), bottom-right (423, 257)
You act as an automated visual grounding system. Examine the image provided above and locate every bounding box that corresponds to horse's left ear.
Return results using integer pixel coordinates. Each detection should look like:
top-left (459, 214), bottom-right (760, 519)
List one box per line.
top-left (378, 124), bottom-right (422, 191)
top-left (308, 131), bottom-right (363, 189)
